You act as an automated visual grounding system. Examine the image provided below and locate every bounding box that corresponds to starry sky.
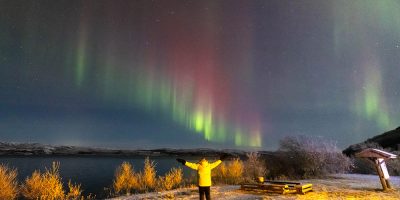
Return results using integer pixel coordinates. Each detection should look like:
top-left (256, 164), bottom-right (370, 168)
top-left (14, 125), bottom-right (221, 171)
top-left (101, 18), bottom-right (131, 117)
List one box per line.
top-left (1, 0), bottom-right (399, 150)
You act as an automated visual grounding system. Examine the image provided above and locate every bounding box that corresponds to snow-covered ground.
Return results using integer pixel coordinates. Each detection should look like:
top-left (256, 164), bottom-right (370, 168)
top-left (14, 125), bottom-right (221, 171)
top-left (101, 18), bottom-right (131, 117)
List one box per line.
top-left (109, 174), bottom-right (400, 200)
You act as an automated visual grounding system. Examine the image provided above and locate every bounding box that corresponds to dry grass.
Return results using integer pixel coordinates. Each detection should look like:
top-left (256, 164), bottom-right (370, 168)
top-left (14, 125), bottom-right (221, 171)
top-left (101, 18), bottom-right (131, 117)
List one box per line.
top-left (66, 180), bottom-right (83, 200)
top-left (213, 161), bottom-right (227, 182)
top-left (228, 158), bottom-right (244, 184)
top-left (213, 158), bottom-right (244, 184)
top-left (213, 161), bottom-right (226, 183)
top-left (140, 157), bottom-right (157, 191)
top-left (112, 158), bottom-right (184, 197)
top-left (21, 162), bottom-right (65, 200)
top-left (20, 162), bottom-right (87, 200)
top-left (113, 162), bottom-right (140, 195)
top-left (0, 164), bottom-right (18, 200)
top-left (158, 167), bottom-right (183, 191)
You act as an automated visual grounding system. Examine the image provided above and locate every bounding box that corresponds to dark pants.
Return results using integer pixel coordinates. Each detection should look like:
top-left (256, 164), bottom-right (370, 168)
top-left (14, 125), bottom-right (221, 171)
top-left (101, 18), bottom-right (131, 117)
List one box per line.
top-left (199, 186), bottom-right (211, 200)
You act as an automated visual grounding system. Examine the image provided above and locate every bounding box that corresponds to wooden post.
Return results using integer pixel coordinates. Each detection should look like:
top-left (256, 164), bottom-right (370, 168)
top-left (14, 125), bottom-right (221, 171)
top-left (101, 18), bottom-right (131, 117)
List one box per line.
top-left (377, 158), bottom-right (392, 189)
top-left (385, 179), bottom-right (392, 189)
top-left (374, 158), bottom-right (388, 191)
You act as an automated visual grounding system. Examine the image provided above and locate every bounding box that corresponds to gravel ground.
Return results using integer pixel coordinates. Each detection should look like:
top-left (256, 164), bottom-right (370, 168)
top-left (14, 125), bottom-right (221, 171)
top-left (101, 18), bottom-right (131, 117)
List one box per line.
top-left (109, 174), bottom-right (400, 200)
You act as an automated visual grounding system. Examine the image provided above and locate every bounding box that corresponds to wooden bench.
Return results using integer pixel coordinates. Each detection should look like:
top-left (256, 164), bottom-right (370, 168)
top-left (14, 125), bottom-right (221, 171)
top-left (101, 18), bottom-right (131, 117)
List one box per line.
top-left (240, 180), bottom-right (312, 194)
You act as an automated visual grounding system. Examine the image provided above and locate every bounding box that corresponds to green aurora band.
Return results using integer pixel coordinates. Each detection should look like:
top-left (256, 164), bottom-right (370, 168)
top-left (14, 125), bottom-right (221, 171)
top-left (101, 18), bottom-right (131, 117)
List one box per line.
top-left (88, 64), bottom-right (262, 147)
top-left (333, 0), bottom-right (400, 130)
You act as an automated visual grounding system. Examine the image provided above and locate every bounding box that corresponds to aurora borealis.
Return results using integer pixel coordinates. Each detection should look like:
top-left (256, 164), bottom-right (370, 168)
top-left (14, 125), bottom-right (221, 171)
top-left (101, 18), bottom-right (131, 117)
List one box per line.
top-left (1, 0), bottom-right (399, 149)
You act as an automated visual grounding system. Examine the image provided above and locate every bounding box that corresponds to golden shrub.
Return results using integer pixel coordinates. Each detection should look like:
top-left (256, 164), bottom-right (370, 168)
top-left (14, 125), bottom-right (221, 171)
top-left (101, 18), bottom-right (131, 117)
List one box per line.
top-left (158, 167), bottom-right (183, 191)
top-left (0, 164), bottom-right (18, 200)
top-left (21, 171), bottom-right (43, 199)
top-left (213, 162), bottom-right (225, 181)
top-left (113, 162), bottom-right (139, 195)
top-left (66, 180), bottom-right (83, 200)
top-left (219, 162), bottom-right (227, 178)
top-left (228, 158), bottom-right (244, 184)
top-left (21, 162), bottom-right (65, 200)
top-left (169, 167), bottom-right (182, 187)
top-left (140, 157), bottom-right (156, 191)
top-left (112, 158), bottom-right (184, 196)
top-left (213, 158), bottom-right (244, 184)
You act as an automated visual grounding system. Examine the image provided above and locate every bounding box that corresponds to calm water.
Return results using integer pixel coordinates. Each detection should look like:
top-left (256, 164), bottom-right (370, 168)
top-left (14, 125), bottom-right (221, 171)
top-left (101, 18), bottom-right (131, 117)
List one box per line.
top-left (0, 156), bottom-right (202, 198)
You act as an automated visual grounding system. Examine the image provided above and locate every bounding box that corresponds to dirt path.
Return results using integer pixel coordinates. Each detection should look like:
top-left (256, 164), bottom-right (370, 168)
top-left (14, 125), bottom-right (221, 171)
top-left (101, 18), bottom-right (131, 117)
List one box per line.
top-left (110, 174), bottom-right (400, 200)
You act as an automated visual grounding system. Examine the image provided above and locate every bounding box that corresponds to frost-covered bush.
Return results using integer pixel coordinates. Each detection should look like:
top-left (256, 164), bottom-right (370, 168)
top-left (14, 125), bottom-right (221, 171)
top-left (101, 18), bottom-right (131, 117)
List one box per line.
top-left (243, 152), bottom-right (267, 182)
top-left (274, 135), bottom-right (352, 178)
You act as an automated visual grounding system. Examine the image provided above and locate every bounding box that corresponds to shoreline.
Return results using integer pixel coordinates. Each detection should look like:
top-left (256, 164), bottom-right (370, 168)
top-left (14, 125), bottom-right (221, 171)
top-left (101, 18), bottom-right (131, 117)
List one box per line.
top-left (109, 174), bottom-right (400, 200)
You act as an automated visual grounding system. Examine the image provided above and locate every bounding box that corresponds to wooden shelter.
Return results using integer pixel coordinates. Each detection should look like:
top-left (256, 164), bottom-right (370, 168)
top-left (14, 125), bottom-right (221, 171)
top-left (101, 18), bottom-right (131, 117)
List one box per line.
top-left (355, 148), bottom-right (397, 190)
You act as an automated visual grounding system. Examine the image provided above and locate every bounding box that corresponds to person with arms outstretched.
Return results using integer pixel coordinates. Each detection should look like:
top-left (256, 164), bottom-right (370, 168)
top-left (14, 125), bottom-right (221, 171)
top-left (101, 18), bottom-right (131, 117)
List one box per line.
top-left (176, 154), bottom-right (228, 200)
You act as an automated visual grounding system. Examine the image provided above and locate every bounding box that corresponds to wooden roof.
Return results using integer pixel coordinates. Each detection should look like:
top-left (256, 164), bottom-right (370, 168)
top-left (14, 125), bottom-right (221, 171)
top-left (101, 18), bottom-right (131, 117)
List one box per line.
top-left (355, 148), bottom-right (397, 159)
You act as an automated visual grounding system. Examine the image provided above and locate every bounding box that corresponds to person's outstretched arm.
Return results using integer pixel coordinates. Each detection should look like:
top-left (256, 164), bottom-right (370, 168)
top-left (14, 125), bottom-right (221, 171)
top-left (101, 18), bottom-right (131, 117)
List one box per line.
top-left (209, 159), bottom-right (222, 169)
top-left (176, 158), bottom-right (199, 170)
top-left (210, 154), bottom-right (229, 169)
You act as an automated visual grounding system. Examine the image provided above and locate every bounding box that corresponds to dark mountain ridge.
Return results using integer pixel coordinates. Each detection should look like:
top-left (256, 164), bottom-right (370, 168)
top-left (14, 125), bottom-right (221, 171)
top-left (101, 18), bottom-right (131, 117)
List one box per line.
top-left (343, 126), bottom-right (400, 156)
top-left (0, 142), bottom-right (251, 157)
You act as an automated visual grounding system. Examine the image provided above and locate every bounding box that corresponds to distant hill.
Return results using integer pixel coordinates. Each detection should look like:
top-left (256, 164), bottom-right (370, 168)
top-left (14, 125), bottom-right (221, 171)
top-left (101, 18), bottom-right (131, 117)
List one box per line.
top-left (343, 126), bottom-right (400, 156)
top-left (0, 142), bottom-right (248, 157)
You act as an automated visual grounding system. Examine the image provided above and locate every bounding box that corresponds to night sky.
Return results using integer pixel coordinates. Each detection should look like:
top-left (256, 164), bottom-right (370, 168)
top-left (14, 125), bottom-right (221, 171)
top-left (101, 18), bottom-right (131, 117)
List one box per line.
top-left (1, 0), bottom-right (399, 150)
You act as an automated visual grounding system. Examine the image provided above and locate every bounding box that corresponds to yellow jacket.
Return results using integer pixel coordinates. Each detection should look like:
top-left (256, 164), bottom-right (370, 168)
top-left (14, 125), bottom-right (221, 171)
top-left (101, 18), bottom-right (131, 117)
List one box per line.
top-left (185, 159), bottom-right (222, 187)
